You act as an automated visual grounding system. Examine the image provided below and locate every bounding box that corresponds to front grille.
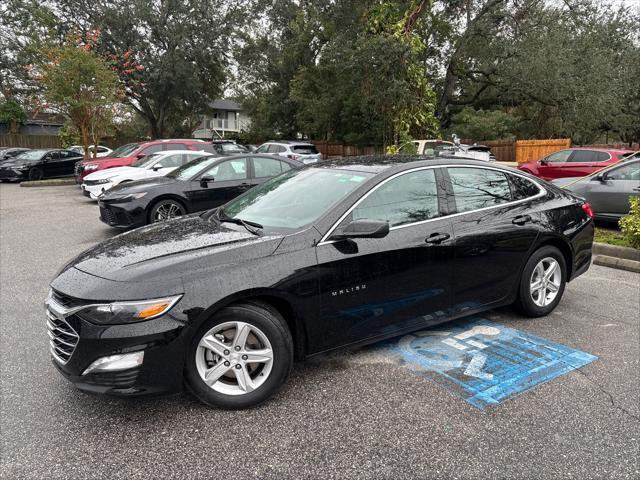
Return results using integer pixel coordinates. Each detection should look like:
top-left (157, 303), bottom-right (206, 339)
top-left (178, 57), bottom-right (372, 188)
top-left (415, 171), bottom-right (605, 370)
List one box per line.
top-left (46, 310), bottom-right (79, 364)
top-left (51, 289), bottom-right (87, 309)
top-left (100, 207), bottom-right (117, 225)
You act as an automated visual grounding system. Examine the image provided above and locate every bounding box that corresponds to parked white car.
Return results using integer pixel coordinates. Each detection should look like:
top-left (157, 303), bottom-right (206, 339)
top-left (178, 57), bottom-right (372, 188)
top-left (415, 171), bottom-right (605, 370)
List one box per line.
top-left (69, 145), bottom-right (113, 158)
top-left (81, 150), bottom-right (210, 200)
top-left (255, 141), bottom-right (322, 164)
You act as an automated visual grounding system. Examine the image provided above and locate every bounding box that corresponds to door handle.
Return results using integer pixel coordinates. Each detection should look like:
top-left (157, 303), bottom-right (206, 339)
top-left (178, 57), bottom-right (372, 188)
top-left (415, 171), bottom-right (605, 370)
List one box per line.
top-left (512, 214), bottom-right (532, 225)
top-left (425, 232), bottom-right (450, 245)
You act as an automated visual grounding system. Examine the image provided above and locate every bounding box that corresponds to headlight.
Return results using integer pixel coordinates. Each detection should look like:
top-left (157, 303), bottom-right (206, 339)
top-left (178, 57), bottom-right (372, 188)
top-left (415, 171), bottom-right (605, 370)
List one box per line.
top-left (84, 164), bottom-right (99, 171)
top-left (94, 178), bottom-right (112, 184)
top-left (109, 192), bottom-right (147, 202)
top-left (75, 295), bottom-right (182, 325)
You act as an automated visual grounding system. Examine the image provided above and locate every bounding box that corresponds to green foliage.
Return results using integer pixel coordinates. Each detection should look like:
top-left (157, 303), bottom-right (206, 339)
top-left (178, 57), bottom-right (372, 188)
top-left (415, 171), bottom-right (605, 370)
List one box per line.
top-left (57, 122), bottom-right (80, 147)
top-left (447, 108), bottom-right (519, 141)
top-left (42, 44), bottom-right (119, 159)
top-left (0, 100), bottom-right (27, 133)
top-left (619, 197), bottom-right (640, 250)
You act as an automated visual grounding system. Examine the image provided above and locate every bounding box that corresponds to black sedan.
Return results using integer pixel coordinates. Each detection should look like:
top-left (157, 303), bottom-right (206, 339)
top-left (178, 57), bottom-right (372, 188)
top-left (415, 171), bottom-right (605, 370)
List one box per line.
top-left (47, 156), bottom-right (594, 409)
top-left (0, 149), bottom-right (82, 181)
top-left (97, 154), bottom-right (303, 228)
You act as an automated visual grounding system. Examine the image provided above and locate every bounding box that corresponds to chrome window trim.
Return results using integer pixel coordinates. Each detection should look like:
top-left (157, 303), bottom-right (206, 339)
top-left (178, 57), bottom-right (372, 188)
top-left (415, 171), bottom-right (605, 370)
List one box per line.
top-left (317, 164), bottom-right (546, 246)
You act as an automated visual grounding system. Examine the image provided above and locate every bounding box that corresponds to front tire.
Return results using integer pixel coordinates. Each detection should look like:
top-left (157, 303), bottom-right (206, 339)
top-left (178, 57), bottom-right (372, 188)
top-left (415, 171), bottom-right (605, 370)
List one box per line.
top-left (185, 302), bottom-right (293, 409)
top-left (28, 167), bottom-right (43, 181)
top-left (515, 246), bottom-right (566, 317)
top-left (148, 199), bottom-right (186, 224)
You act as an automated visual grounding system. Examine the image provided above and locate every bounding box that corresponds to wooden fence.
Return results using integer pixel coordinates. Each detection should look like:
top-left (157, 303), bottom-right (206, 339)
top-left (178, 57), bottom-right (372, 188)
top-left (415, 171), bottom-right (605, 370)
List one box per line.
top-left (311, 141), bottom-right (382, 158)
top-left (0, 134), bottom-right (62, 149)
top-left (515, 138), bottom-right (571, 164)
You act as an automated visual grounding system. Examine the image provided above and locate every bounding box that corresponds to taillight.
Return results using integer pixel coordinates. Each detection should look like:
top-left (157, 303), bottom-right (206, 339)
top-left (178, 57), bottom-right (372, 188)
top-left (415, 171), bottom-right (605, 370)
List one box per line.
top-left (581, 202), bottom-right (594, 219)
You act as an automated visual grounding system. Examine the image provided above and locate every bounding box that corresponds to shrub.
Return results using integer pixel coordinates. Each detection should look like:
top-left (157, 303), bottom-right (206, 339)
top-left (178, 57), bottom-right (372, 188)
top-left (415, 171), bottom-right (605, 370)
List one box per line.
top-left (619, 196), bottom-right (640, 249)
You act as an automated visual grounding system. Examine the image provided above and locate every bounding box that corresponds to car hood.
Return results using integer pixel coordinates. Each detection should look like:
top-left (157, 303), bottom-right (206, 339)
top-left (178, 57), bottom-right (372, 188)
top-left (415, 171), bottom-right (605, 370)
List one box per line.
top-left (85, 166), bottom-right (139, 181)
top-left (101, 176), bottom-right (177, 197)
top-left (62, 214), bottom-right (283, 282)
top-left (0, 159), bottom-right (35, 168)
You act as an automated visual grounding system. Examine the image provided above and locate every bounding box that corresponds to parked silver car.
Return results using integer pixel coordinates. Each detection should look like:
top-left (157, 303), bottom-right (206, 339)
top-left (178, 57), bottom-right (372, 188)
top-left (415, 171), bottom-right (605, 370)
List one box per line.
top-left (255, 140), bottom-right (322, 164)
top-left (552, 155), bottom-right (640, 221)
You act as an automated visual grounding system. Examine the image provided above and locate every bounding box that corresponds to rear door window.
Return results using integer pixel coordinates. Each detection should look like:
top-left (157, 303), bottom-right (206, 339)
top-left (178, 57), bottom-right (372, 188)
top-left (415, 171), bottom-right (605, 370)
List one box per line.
top-left (448, 167), bottom-right (512, 212)
top-left (568, 150), bottom-right (596, 163)
top-left (351, 168), bottom-right (439, 227)
top-left (253, 157), bottom-right (287, 178)
top-left (593, 151), bottom-right (610, 162)
top-left (267, 144), bottom-right (281, 153)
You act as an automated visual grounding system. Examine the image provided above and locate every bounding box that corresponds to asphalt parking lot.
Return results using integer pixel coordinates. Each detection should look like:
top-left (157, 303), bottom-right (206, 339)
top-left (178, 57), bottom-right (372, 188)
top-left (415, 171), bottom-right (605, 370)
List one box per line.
top-left (1, 183), bottom-right (639, 479)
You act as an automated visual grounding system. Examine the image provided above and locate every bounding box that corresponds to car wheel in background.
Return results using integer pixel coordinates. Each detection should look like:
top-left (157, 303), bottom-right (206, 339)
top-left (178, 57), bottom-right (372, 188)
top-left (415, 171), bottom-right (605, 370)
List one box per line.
top-left (148, 199), bottom-right (186, 223)
top-left (515, 245), bottom-right (567, 317)
top-left (184, 301), bottom-right (293, 409)
top-left (28, 167), bottom-right (43, 181)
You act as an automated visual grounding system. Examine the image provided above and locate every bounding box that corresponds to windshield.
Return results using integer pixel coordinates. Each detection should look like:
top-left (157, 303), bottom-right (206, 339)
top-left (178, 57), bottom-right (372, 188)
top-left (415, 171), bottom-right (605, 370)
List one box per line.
top-left (109, 143), bottom-right (140, 158)
top-left (14, 150), bottom-right (47, 162)
top-left (222, 168), bottom-right (373, 230)
top-left (166, 155), bottom-right (215, 180)
top-left (132, 153), bottom-right (162, 168)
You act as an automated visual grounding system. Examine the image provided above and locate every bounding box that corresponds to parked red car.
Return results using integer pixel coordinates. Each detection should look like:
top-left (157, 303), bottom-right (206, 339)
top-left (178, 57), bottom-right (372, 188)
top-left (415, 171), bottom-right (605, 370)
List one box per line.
top-left (75, 139), bottom-right (209, 181)
top-left (518, 147), bottom-right (633, 181)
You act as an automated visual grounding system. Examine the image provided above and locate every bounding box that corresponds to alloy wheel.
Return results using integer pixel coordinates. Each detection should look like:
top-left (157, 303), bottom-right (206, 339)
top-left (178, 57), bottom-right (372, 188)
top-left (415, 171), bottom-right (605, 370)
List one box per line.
top-left (153, 202), bottom-right (185, 222)
top-left (195, 321), bottom-right (274, 396)
top-left (529, 257), bottom-right (561, 307)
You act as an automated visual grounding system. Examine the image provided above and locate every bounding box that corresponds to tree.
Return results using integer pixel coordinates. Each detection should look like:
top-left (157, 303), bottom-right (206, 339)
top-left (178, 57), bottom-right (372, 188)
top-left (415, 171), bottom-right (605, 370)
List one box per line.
top-left (0, 100), bottom-right (27, 133)
top-left (54, 0), bottom-right (250, 138)
top-left (41, 43), bottom-right (119, 159)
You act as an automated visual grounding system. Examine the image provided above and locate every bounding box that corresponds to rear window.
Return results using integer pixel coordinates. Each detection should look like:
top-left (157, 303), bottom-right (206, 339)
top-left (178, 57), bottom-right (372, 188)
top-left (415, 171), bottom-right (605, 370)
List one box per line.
top-left (292, 145), bottom-right (319, 154)
top-left (508, 174), bottom-right (541, 200)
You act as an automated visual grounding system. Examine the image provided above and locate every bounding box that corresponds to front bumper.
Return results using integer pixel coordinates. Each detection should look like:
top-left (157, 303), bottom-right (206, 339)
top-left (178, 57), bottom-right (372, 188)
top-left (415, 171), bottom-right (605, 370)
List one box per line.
top-left (98, 200), bottom-right (146, 229)
top-left (82, 182), bottom-right (112, 200)
top-left (47, 292), bottom-right (190, 396)
top-left (0, 168), bottom-right (26, 181)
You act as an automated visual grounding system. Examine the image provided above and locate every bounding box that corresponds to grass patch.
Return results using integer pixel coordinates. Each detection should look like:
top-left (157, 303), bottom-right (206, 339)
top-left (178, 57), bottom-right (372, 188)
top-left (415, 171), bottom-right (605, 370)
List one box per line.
top-left (594, 227), bottom-right (634, 248)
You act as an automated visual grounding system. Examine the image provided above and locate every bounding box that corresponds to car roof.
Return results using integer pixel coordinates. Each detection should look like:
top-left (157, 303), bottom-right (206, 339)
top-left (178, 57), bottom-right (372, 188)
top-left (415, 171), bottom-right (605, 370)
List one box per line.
top-left (569, 147), bottom-right (633, 153)
top-left (154, 150), bottom-right (210, 155)
top-left (265, 140), bottom-right (314, 145)
top-left (307, 154), bottom-right (512, 174)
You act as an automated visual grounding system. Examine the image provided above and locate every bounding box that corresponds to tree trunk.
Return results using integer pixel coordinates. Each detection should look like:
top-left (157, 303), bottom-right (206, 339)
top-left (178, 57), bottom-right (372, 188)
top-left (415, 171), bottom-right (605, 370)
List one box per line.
top-left (80, 123), bottom-right (90, 161)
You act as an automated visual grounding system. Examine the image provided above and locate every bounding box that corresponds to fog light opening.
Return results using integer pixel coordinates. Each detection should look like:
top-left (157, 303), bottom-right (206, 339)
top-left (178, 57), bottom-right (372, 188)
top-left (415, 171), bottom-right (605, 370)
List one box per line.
top-left (82, 351), bottom-right (144, 375)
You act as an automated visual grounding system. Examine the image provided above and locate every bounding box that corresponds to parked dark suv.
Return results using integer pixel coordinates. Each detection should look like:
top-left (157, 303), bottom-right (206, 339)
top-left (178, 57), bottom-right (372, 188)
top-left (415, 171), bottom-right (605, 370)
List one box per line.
top-left (47, 156), bottom-right (593, 409)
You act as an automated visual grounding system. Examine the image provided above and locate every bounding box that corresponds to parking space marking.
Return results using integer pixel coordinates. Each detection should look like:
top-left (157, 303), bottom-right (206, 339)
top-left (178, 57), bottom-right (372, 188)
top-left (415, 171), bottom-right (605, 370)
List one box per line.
top-left (374, 317), bottom-right (598, 409)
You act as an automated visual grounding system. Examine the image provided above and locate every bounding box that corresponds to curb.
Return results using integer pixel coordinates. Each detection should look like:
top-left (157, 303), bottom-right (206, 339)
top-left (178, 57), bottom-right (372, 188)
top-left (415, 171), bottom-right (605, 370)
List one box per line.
top-left (20, 179), bottom-right (77, 187)
top-left (593, 255), bottom-right (640, 273)
top-left (593, 242), bottom-right (640, 261)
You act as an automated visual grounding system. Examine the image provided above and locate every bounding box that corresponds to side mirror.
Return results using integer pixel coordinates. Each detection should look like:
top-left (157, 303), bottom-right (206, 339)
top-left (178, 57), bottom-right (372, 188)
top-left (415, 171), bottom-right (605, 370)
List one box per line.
top-left (540, 159), bottom-right (549, 166)
top-left (152, 164), bottom-right (162, 171)
top-left (330, 219), bottom-right (390, 240)
top-left (200, 175), bottom-right (215, 188)
top-left (594, 173), bottom-right (607, 182)
top-left (136, 153), bottom-right (146, 159)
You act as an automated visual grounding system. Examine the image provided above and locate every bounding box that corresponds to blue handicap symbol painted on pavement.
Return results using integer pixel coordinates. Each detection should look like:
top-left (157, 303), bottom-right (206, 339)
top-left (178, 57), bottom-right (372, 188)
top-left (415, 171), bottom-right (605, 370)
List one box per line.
top-left (374, 317), bottom-right (597, 409)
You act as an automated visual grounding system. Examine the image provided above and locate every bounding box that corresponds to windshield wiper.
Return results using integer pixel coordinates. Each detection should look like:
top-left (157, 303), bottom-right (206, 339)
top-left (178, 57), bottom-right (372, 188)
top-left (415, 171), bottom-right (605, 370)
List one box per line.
top-left (216, 209), bottom-right (263, 236)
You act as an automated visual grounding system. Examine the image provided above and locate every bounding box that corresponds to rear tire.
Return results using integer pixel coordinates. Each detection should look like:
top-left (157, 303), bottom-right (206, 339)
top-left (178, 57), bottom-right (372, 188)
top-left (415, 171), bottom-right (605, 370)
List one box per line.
top-left (515, 246), bottom-right (566, 317)
top-left (185, 301), bottom-right (293, 409)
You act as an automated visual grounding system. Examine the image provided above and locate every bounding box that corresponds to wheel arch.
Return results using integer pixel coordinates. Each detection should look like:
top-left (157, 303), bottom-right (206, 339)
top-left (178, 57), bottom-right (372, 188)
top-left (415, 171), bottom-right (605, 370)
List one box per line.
top-left (533, 236), bottom-right (574, 280)
top-left (195, 288), bottom-right (307, 361)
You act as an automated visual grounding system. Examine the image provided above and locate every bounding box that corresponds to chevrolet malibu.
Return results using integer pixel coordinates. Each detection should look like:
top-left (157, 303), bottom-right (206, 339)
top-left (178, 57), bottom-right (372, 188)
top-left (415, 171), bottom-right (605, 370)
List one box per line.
top-left (46, 156), bottom-right (594, 409)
